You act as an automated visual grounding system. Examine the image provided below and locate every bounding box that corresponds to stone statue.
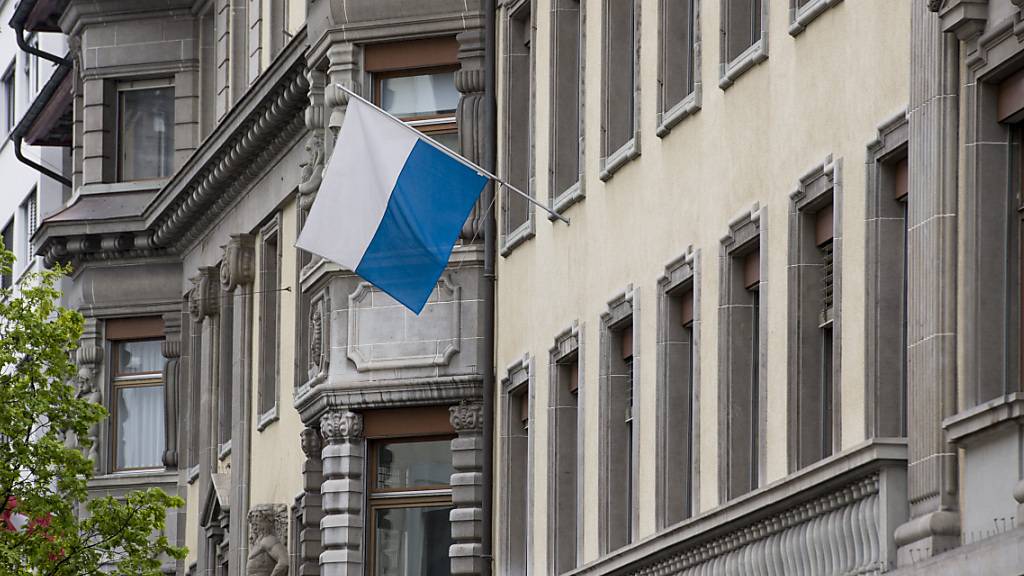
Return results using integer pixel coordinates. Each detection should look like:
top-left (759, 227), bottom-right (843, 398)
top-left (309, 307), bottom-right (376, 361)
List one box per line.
top-left (247, 504), bottom-right (288, 576)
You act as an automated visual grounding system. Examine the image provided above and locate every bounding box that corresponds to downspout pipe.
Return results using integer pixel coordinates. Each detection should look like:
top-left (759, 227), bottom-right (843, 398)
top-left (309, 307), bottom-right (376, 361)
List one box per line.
top-left (481, 0), bottom-right (497, 574)
top-left (13, 135), bottom-right (71, 187)
top-left (10, 2), bottom-right (69, 67)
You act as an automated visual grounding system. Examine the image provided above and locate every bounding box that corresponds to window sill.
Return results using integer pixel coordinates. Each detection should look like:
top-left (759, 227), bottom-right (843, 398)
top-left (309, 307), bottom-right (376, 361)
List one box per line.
top-left (944, 392), bottom-right (1024, 446)
top-left (78, 179), bottom-right (169, 196)
top-left (218, 439), bottom-right (232, 461)
top-left (550, 180), bottom-right (585, 221)
top-left (599, 137), bottom-right (641, 182)
top-left (789, 0), bottom-right (843, 37)
top-left (719, 40), bottom-right (769, 90)
top-left (500, 219), bottom-right (536, 257)
top-left (257, 405), bottom-right (279, 432)
top-left (656, 90), bottom-right (702, 138)
top-left (89, 469), bottom-right (177, 489)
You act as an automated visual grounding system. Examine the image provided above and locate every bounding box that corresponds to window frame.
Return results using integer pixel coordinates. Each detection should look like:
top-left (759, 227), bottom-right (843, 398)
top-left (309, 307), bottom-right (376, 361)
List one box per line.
top-left (789, 0), bottom-right (843, 36)
top-left (502, 0), bottom-right (537, 255)
top-left (366, 434), bottom-right (455, 576)
top-left (548, 323), bottom-right (583, 573)
top-left (2, 62), bottom-right (16, 138)
top-left (500, 355), bottom-right (533, 575)
top-left (115, 77), bottom-right (176, 183)
top-left (657, 0), bottom-right (702, 136)
top-left (599, 0), bottom-right (642, 181)
top-left (256, 214), bottom-right (282, 431)
top-left (718, 0), bottom-right (769, 89)
top-left (548, 0), bottom-right (586, 214)
top-left (109, 337), bottom-right (166, 473)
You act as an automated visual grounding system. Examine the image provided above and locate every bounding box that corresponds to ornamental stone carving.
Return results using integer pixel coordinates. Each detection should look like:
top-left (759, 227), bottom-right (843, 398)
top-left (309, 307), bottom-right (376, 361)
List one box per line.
top-left (247, 503), bottom-right (289, 576)
top-left (300, 427), bottom-right (322, 459)
top-left (189, 267), bottom-right (219, 319)
top-left (74, 343), bottom-right (104, 465)
top-left (307, 289), bottom-right (329, 385)
top-left (220, 234), bottom-right (256, 291)
top-left (320, 410), bottom-right (363, 443)
top-left (450, 402), bottom-right (485, 433)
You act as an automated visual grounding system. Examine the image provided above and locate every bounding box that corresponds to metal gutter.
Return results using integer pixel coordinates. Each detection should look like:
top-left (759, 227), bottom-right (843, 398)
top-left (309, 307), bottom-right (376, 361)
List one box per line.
top-left (9, 0), bottom-right (70, 65)
top-left (9, 55), bottom-right (72, 187)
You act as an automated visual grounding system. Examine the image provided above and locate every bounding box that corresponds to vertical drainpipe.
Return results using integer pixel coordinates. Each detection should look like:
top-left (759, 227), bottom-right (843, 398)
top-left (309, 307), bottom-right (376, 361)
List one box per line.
top-left (481, 0), bottom-right (497, 573)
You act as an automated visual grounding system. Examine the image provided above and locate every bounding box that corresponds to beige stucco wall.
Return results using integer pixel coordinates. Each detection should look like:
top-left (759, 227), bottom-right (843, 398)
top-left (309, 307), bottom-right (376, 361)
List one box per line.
top-left (249, 197), bottom-right (305, 512)
top-left (494, 0), bottom-right (910, 571)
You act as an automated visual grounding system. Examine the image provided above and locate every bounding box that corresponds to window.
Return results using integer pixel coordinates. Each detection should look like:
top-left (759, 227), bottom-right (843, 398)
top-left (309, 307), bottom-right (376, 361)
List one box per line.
top-left (549, 325), bottom-right (581, 573)
top-left (600, 0), bottom-right (640, 180)
top-left (503, 1), bottom-right (534, 252)
top-left (257, 217), bottom-right (281, 427)
top-left (110, 336), bottom-right (165, 471)
top-left (20, 189), bottom-right (37, 266)
top-left (599, 289), bottom-right (637, 554)
top-left (368, 438), bottom-right (454, 576)
top-left (658, 0), bottom-right (701, 134)
top-left (117, 78), bottom-right (175, 181)
top-left (719, 213), bottom-right (763, 501)
top-left (550, 0), bottom-right (584, 211)
top-left (24, 35), bottom-right (38, 99)
top-left (1, 220), bottom-right (13, 289)
top-left (657, 252), bottom-right (699, 528)
top-left (2, 63), bottom-right (15, 137)
top-left (199, 5), bottom-right (217, 140)
top-left (375, 68), bottom-right (459, 151)
top-left (788, 156), bottom-right (842, 471)
top-left (865, 114), bottom-right (908, 438)
top-left (719, 0), bottom-right (768, 88)
top-left (501, 357), bottom-right (531, 575)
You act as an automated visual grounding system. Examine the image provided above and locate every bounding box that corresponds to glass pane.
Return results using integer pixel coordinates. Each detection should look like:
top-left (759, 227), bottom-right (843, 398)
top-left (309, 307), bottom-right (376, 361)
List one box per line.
top-left (120, 86), bottom-right (175, 180)
top-left (380, 72), bottom-right (459, 119)
top-left (375, 440), bottom-right (453, 490)
top-left (115, 340), bottom-right (164, 375)
top-left (116, 385), bottom-right (165, 469)
top-left (428, 132), bottom-right (458, 154)
top-left (374, 505), bottom-right (452, 576)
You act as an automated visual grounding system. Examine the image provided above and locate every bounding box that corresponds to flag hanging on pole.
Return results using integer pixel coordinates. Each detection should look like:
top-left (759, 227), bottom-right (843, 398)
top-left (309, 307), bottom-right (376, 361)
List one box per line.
top-left (296, 95), bottom-right (488, 314)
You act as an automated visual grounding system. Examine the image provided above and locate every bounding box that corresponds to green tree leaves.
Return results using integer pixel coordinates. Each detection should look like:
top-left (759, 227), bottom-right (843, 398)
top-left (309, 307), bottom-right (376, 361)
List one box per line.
top-left (0, 244), bottom-right (186, 576)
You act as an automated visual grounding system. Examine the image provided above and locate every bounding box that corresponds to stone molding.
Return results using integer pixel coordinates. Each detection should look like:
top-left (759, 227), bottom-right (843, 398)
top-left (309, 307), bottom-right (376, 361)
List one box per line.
top-left (789, 0), bottom-right (843, 37)
top-left (219, 234), bottom-right (256, 291)
top-left (930, 0), bottom-right (988, 40)
top-left (305, 288), bottom-right (331, 388)
top-left (319, 410), bottom-right (363, 443)
top-left (719, 0), bottom-right (770, 89)
top-left (189, 267), bottom-right (220, 320)
top-left (300, 427), bottom-right (323, 460)
top-left (656, 0), bottom-right (702, 136)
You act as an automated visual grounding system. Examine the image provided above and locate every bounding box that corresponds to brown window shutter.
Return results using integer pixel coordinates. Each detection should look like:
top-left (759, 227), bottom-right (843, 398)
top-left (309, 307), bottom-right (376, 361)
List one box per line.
top-left (567, 361), bottom-right (579, 394)
top-left (815, 203), bottom-right (834, 247)
top-left (106, 316), bottom-right (164, 340)
top-left (362, 406), bottom-right (456, 438)
top-left (894, 157), bottom-right (909, 201)
top-left (364, 37), bottom-right (460, 73)
top-left (680, 289), bottom-right (694, 326)
top-left (999, 67), bottom-right (1024, 123)
top-left (744, 250), bottom-right (760, 290)
top-left (621, 324), bottom-right (633, 360)
top-left (519, 392), bottom-right (530, 427)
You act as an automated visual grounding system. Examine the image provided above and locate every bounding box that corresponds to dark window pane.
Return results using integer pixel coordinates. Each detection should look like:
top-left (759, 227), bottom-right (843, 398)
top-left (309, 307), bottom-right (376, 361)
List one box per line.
top-left (119, 87), bottom-right (175, 181)
top-left (374, 505), bottom-right (453, 576)
top-left (374, 439), bottom-right (453, 490)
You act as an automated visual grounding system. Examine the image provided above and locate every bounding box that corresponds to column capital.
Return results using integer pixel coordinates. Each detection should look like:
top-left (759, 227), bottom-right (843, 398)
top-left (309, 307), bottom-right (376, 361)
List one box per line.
top-left (220, 233), bottom-right (257, 291)
top-left (319, 410), bottom-right (363, 443)
top-left (450, 402), bottom-right (485, 433)
top-left (189, 266), bottom-right (220, 319)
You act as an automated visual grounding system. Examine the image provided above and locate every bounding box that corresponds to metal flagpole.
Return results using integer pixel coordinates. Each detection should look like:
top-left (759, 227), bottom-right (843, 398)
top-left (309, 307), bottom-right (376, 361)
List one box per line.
top-left (334, 83), bottom-right (570, 225)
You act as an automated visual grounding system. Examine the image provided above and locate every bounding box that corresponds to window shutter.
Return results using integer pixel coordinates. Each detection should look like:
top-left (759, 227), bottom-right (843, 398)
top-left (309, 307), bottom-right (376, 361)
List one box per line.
top-left (743, 250), bottom-right (760, 290)
top-left (894, 158), bottom-right (908, 201)
top-left (815, 203), bottom-right (834, 247)
top-left (680, 289), bottom-right (694, 326)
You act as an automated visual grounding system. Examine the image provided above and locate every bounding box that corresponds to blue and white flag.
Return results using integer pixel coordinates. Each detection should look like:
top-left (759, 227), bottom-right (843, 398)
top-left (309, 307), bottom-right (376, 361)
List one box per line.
top-left (296, 97), bottom-right (488, 314)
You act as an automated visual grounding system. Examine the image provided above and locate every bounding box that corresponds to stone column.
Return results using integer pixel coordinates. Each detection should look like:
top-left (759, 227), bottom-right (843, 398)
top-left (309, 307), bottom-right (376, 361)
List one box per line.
top-left (450, 402), bottom-right (485, 576)
top-left (894, 1), bottom-right (961, 564)
top-left (456, 28), bottom-right (488, 240)
top-left (298, 427), bottom-right (325, 575)
top-left (191, 266), bottom-right (220, 576)
top-left (222, 234), bottom-right (256, 576)
top-left (319, 409), bottom-right (364, 576)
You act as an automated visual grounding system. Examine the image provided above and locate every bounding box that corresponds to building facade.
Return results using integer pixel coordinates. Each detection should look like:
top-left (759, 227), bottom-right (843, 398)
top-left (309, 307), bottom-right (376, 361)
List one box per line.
top-left (493, 0), bottom-right (1024, 575)
top-left (8, 0), bottom-right (1024, 575)
top-left (19, 0), bottom-right (493, 575)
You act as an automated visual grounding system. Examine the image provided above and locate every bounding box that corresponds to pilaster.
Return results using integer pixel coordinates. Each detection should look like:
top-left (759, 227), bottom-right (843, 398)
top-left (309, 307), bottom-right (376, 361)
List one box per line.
top-left (221, 233), bottom-right (256, 576)
top-left (450, 402), bottom-right (485, 576)
top-left (298, 427), bottom-right (325, 576)
top-left (192, 266), bottom-right (220, 576)
top-left (319, 409), bottom-right (365, 576)
top-left (456, 28), bottom-right (489, 240)
top-left (894, 0), bottom-right (961, 563)
top-left (161, 312), bottom-right (182, 468)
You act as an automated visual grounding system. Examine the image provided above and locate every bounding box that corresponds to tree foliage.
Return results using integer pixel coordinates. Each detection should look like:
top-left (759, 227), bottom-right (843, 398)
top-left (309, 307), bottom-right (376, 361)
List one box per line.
top-left (0, 246), bottom-right (186, 575)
